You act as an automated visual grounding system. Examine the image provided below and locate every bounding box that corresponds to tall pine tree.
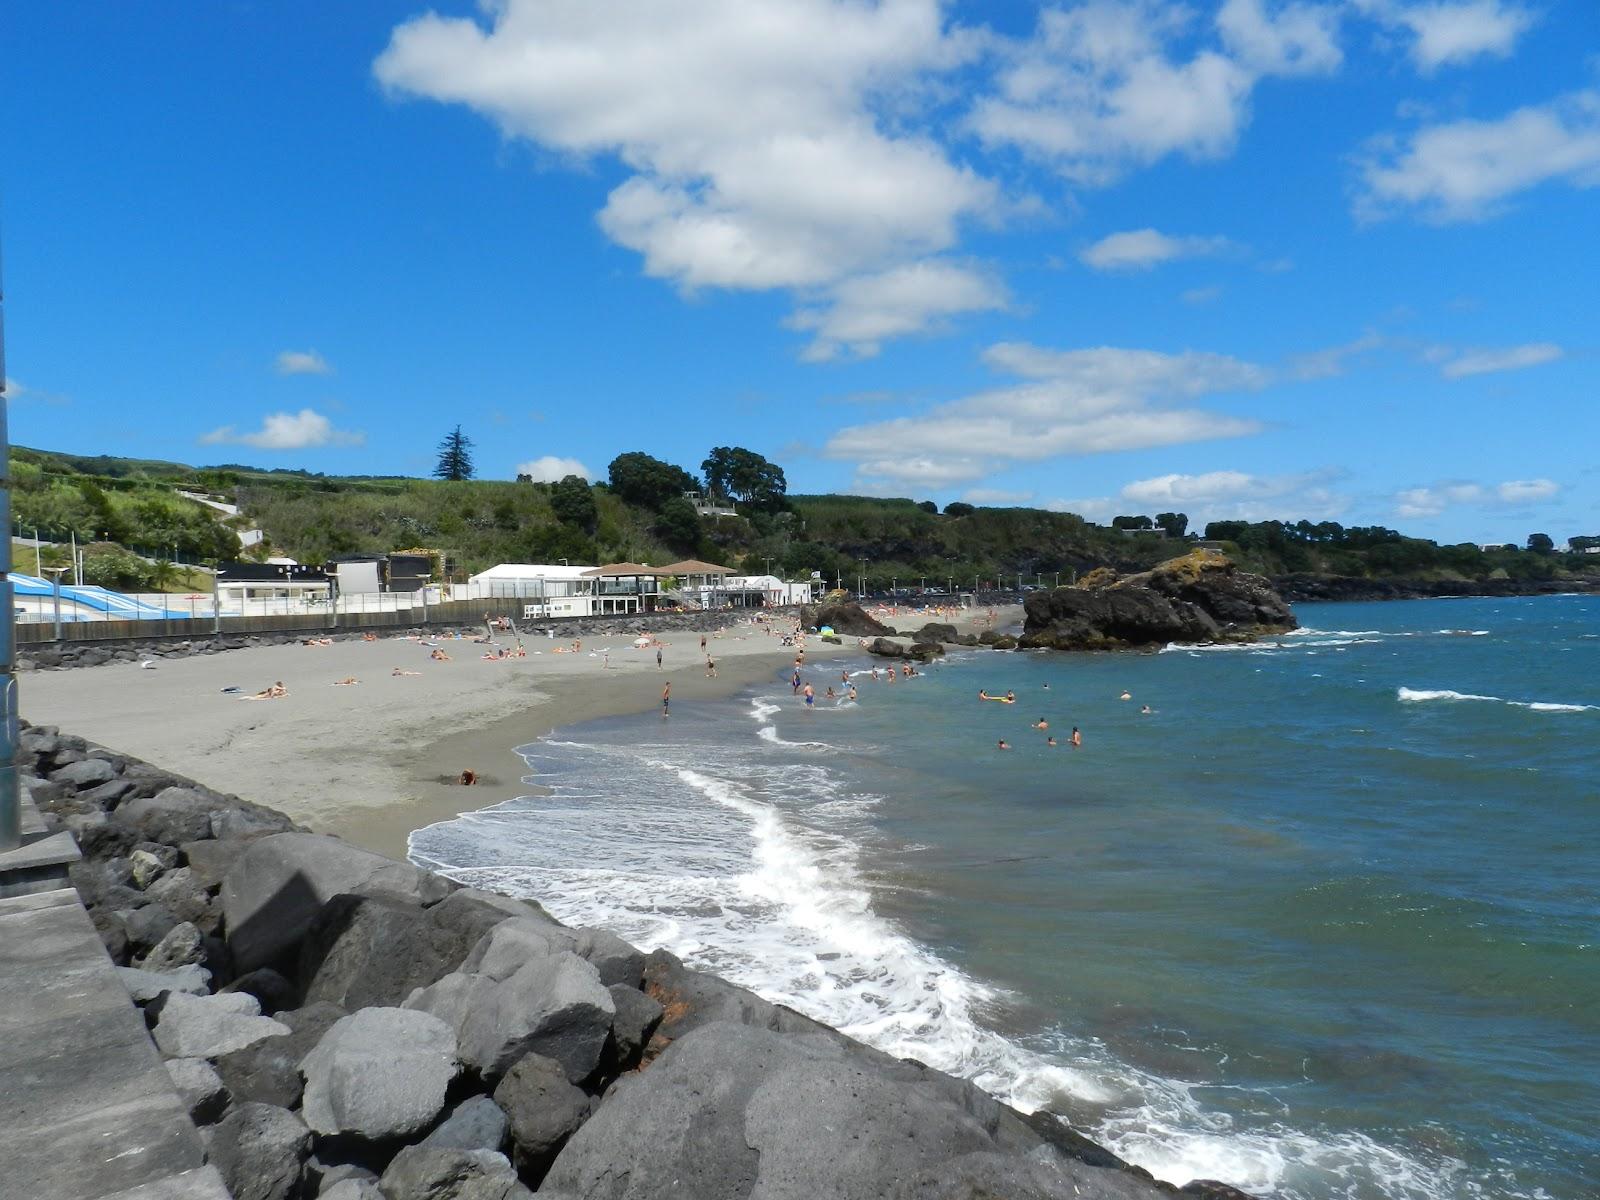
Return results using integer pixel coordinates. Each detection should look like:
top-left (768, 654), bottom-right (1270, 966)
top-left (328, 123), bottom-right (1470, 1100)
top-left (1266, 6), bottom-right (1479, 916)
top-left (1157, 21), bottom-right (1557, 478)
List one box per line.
top-left (433, 425), bottom-right (475, 481)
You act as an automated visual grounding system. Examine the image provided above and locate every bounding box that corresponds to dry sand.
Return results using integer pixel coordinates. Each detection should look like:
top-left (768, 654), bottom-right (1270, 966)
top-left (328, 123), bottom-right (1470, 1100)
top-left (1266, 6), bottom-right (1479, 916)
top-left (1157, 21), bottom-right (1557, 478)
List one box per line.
top-left (23, 605), bottom-right (1017, 860)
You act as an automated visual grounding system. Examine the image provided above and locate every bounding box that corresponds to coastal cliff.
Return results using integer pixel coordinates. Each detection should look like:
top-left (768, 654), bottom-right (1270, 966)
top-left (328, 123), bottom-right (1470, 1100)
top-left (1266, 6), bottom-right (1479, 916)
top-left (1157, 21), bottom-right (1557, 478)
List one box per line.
top-left (1020, 550), bottom-right (1296, 651)
top-left (25, 721), bottom-right (1253, 1200)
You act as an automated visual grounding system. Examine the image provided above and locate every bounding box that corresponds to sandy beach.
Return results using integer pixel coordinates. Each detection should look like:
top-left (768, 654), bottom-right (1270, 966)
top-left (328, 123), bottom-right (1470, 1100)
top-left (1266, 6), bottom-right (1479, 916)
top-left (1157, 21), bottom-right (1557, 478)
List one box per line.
top-left (23, 605), bottom-right (1016, 859)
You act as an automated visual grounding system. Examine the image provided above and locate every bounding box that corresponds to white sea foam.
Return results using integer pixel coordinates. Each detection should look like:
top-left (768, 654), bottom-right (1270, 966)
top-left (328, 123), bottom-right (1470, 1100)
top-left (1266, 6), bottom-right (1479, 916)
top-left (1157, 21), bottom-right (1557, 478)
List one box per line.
top-left (1397, 687), bottom-right (1595, 712)
top-left (409, 721), bottom-right (1506, 1200)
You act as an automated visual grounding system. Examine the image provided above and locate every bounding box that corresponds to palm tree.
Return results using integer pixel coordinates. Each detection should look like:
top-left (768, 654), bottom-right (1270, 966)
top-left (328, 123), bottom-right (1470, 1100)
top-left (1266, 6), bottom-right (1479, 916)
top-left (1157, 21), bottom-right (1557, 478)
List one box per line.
top-left (150, 559), bottom-right (179, 592)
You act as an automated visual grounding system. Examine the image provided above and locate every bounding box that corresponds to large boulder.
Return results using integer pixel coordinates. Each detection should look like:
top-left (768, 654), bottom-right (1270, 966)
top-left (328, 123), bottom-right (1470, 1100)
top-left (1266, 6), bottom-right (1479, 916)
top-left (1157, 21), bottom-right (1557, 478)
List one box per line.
top-left (164, 1056), bottom-right (230, 1125)
top-left (542, 1021), bottom-right (1170, 1200)
top-left (139, 920), bottom-right (205, 973)
top-left (641, 948), bottom-right (781, 1049)
top-left (222, 832), bottom-right (454, 972)
top-left (300, 1007), bottom-right (459, 1141)
top-left (457, 952), bottom-right (616, 1083)
top-left (299, 893), bottom-right (466, 1010)
top-left (215, 1001), bottom-right (346, 1108)
top-left (800, 599), bottom-right (894, 638)
top-left (151, 991), bottom-right (291, 1059)
top-left (116, 786), bottom-right (220, 844)
top-left (379, 1147), bottom-right (532, 1200)
top-left (606, 984), bottom-right (664, 1070)
top-left (207, 1102), bottom-right (311, 1200)
top-left (1021, 551), bottom-right (1295, 651)
top-left (492, 1052), bottom-right (590, 1180)
top-left (117, 962), bottom-right (211, 1001)
top-left (52, 757), bottom-right (118, 789)
top-left (420, 1096), bottom-right (510, 1155)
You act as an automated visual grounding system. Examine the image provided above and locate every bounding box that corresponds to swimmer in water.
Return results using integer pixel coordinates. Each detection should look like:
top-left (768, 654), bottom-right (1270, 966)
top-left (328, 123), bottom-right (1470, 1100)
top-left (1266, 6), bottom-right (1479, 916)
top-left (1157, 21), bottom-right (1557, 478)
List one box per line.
top-left (1046, 736), bottom-right (1057, 747)
top-left (1070, 726), bottom-right (1082, 747)
top-left (1141, 704), bottom-right (1152, 715)
top-left (997, 739), bottom-right (1010, 750)
top-left (1033, 718), bottom-right (1048, 729)
top-left (1120, 691), bottom-right (1132, 701)
top-left (803, 683), bottom-right (815, 710)
top-left (847, 684), bottom-right (857, 701)
top-left (826, 686), bottom-right (836, 699)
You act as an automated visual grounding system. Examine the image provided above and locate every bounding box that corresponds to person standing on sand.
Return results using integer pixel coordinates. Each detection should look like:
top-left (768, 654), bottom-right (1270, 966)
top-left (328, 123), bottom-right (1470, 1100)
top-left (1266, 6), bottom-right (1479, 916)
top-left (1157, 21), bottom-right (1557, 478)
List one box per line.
top-left (656, 647), bottom-right (663, 669)
top-left (662, 682), bottom-right (671, 718)
top-left (701, 634), bottom-right (707, 652)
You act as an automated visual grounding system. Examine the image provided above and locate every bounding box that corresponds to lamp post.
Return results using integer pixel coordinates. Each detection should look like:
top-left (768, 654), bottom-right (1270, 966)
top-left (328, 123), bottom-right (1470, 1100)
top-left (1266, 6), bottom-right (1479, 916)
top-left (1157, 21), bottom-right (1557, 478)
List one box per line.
top-left (0, 285), bottom-right (16, 851)
top-left (858, 558), bottom-right (867, 600)
top-left (212, 563), bottom-right (222, 634)
top-left (419, 573), bottom-right (432, 626)
top-left (44, 567), bottom-right (67, 643)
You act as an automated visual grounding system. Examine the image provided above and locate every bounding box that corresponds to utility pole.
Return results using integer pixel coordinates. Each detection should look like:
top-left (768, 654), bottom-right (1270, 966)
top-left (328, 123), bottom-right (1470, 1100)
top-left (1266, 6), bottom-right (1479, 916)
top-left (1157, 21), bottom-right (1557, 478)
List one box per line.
top-left (0, 253), bottom-right (19, 850)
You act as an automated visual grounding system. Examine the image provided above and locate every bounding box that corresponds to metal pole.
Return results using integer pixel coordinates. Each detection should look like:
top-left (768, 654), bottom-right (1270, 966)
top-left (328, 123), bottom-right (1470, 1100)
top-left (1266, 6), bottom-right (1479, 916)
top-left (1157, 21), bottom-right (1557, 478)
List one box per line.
top-left (48, 571), bottom-right (64, 641)
top-left (213, 567), bottom-right (221, 634)
top-left (0, 257), bottom-right (20, 848)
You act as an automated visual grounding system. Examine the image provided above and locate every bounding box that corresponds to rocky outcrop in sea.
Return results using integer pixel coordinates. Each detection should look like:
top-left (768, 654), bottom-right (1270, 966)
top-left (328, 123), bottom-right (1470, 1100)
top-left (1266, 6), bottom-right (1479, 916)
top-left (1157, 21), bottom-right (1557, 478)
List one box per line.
top-left (23, 720), bottom-right (1256, 1200)
top-left (1019, 551), bottom-right (1296, 651)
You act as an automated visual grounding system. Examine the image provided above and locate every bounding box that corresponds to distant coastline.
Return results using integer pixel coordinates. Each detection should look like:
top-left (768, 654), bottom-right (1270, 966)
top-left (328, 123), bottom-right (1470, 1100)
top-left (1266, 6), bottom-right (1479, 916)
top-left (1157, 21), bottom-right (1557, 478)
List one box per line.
top-left (1274, 572), bottom-right (1600, 603)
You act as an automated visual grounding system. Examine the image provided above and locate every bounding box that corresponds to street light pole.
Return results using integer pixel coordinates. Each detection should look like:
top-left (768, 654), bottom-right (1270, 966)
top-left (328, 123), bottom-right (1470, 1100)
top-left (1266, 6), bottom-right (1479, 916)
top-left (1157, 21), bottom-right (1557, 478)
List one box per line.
top-left (45, 568), bottom-right (67, 642)
top-left (0, 267), bottom-right (16, 851)
top-left (419, 574), bottom-right (432, 626)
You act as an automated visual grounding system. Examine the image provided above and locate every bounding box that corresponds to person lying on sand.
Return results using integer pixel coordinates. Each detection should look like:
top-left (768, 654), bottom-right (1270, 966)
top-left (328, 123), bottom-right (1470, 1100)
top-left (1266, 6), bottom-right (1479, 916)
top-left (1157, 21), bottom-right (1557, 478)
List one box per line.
top-left (459, 769), bottom-right (478, 786)
top-left (242, 681), bottom-right (287, 700)
top-left (333, 677), bottom-right (359, 686)
top-left (302, 637), bottom-right (333, 647)
top-left (430, 649), bottom-right (451, 661)
top-left (362, 632), bottom-right (378, 642)
top-left (392, 667), bottom-right (421, 676)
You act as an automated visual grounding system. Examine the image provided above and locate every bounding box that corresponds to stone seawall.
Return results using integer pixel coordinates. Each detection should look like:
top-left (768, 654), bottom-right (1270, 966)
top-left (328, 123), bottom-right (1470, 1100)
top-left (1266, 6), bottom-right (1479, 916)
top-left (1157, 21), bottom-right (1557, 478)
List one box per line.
top-left (25, 720), bottom-right (1252, 1200)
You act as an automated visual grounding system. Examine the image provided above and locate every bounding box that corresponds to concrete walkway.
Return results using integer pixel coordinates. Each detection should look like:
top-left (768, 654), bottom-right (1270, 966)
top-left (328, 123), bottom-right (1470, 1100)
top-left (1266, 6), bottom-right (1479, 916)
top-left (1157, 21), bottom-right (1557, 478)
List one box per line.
top-left (0, 886), bottom-right (229, 1199)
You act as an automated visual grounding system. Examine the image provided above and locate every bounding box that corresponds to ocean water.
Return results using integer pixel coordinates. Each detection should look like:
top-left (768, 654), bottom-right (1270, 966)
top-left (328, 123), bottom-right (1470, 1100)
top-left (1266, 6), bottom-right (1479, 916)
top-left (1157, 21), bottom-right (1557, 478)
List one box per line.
top-left (409, 595), bottom-right (1600, 1200)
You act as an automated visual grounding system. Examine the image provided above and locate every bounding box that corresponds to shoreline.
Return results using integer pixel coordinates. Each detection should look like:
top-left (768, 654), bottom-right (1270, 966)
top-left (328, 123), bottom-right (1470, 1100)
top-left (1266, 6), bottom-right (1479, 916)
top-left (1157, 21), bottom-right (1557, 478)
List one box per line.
top-left (21, 605), bottom-right (1017, 861)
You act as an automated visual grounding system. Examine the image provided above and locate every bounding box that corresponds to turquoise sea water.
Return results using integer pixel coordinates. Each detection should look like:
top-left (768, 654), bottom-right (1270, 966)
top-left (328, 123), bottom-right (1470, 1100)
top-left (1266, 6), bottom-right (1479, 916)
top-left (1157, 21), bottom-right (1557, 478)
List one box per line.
top-left (411, 595), bottom-right (1600, 1200)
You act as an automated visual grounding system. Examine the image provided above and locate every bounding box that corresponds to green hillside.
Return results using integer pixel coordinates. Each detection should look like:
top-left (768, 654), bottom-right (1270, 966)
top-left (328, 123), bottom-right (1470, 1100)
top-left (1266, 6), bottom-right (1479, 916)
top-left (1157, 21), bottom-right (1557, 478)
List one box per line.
top-left (8, 443), bottom-right (1595, 594)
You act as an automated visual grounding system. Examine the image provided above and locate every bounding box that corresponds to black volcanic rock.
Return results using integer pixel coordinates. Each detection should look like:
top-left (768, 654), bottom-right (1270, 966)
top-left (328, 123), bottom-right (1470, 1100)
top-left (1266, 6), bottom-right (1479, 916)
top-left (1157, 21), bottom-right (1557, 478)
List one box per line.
top-left (1021, 550), bottom-right (1296, 651)
top-left (800, 597), bottom-right (894, 638)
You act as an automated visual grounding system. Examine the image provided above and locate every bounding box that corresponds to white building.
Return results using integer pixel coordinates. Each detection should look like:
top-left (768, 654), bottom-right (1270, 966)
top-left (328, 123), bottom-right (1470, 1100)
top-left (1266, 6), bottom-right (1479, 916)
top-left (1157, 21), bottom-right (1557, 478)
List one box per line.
top-left (468, 563), bottom-right (602, 618)
top-left (680, 573), bottom-right (815, 608)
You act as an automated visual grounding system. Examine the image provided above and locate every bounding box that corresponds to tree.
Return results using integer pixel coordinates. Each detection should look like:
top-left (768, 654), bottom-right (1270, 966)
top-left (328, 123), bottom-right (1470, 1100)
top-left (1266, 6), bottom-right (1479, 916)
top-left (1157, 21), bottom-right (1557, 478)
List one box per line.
top-left (916, 500), bottom-right (938, 514)
top-left (943, 502), bottom-right (975, 517)
top-left (1527, 532), bottom-right (1554, 553)
top-left (701, 446), bottom-right (787, 511)
top-left (1569, 535), bottom-right (1600, 552)
top-left (550, 474), bottom-right (598, 532)
top-left (654, 495), bottom-right (702, 552)
top-left (608, 452), bottom-right (698, 510)
top-left (433, 426), bottom-right (475, 481)
top-left (1203, 520), bottom-right (1248, 541)
top-left (1154, 511), bottom-right (1189, 538)
top-left (1112, 515), bottom-right (1154, 530)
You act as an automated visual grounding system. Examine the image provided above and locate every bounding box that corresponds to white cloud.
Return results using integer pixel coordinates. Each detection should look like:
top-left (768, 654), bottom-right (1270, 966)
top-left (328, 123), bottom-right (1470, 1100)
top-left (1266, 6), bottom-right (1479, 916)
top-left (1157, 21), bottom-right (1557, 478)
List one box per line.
top-left (200, 409), bottom-right (364, 451)
top-left (1394, 477), bottom-right (1560, 518)
top-left (1357, 90), bottom-right (1600, 222)
top-left (1356, 1), bottom-right (1535, 73)
top-left (970, 0), bottom-right (1341, 184)
top-left (1436, 342), bottom-right (1562, 378)
top-left (1079, 228), bottom-right (1232, 271)
top-left (516, 455), bottom-right (593, 482)
top-left (275, 349), bottom-right (333, 375)
top-left (787, 259), bottom-right (1007, 362)
top-left (828, 340), bottom-right (1268, 488)
top-left (1181, 285), bottom-right (1224, 304)
top-left (3, 377), bottom-right (70, 405)
top-left (1495, 478), bottom-right (1559, 504)
top-left (1050, 467), bottom-right (1349, 524)
top-left (1288, 331), bottom-right (1386, 380)
top-left (374, 0), bottom-right (998, 358)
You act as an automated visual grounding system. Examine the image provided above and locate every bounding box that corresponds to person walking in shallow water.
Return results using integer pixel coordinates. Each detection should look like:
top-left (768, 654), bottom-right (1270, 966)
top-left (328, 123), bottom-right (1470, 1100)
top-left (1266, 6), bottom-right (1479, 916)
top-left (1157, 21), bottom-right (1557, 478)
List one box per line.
top-left (661, 682), bottom-right (671, 718)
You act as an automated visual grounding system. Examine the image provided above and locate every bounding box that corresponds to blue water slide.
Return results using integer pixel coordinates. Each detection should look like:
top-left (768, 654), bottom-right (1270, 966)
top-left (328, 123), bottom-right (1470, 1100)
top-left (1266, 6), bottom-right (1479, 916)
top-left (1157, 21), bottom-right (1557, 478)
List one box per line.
top-left (9, 572), bottom-right (198, 620)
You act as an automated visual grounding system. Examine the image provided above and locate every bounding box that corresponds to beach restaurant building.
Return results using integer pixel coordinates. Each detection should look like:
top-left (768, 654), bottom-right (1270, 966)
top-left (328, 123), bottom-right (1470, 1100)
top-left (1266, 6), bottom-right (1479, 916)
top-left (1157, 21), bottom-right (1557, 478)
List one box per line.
top-left (468, 561), bottom-right (678, 618)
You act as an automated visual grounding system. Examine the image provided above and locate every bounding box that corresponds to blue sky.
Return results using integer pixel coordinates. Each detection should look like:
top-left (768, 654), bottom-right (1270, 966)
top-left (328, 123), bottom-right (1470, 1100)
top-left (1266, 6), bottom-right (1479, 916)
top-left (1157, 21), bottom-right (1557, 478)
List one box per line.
top-left (3, 1), bottom-right (1596, 544)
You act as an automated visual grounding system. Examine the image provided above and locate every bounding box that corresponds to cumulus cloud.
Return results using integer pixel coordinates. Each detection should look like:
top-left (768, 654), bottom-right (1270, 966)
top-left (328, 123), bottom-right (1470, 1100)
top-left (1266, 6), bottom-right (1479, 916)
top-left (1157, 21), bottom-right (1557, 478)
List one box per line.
top-left (1357, 90), bottom-right (1600, 222)
top-left (1079, 228), bottom-right (1232, 271)
top-left (275, 350), bottom-right (333, 375)
top-left (200, 409), bottom-right (364, 451)
top-left (3, 377), bottom-right (70, 405)
top-left (786, 259), bottom-right (1008, 362)
top-left (1435, 342), bottom-right (1562, 378)
top-left (374, 0), bottom-right (998, 358)
top-left (1050, 467), bottom-right (1348, 524)
top-left (1394, 477), bottom-right (1560, 518)
top-left (971, 0), bottom-right (1341, 184)
top-left (828, 340), bottom-right (1268, 489)
top-left (1355, 0), bottom-right (1535, 72)
top-left (516, 455), bottom-right (593, 482)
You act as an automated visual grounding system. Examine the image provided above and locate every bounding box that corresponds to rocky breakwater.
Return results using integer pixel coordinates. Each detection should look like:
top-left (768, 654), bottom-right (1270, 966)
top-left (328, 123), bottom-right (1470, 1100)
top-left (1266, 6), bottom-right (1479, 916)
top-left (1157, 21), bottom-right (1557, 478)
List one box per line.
top-left (800, 593), bottom-right (896, 639)
top-left (25, 720), bottom-right (1254, 1200)
top-left (1020, 550), bottom-right (1297, 651)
